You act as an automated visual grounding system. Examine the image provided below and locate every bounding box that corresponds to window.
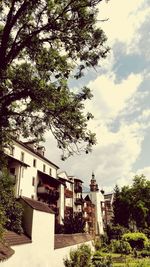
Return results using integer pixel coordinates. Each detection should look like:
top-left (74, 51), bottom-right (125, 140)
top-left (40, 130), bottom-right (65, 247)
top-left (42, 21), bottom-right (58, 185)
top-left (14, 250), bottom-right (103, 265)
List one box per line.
top-left (21, 152), bottom-right (24, 162)
top-left (43, 164), bottom-right (46, 172)
top-left (33, 159), bottom-right (36, 167)
top-left (49, 168), bottom-right (52, 176)
top-left (10, 146), bottom-right (15, 156)
top-left (32, 177), bottom-right (35, 186)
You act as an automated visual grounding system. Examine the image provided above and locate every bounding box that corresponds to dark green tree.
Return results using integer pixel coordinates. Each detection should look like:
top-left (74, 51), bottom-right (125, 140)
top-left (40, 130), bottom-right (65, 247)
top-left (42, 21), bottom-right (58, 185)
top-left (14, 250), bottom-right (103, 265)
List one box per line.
top-left (64, 212), bottom-right (86, 234)
top-left (0, 0), bottom-right (109, 164)
top-left (0, 170), bottom-right (23, 238)
top-left (113, 175), bottom-right (150, 230)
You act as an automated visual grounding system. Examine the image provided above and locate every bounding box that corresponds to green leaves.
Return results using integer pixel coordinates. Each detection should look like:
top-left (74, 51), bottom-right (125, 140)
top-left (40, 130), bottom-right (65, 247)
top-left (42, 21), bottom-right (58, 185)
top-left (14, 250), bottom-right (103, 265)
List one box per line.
top-left (0, 171), bottom-right (23, 238)
top-left (0, 0), bottom-right (109, 158)
top-left (113, 175), bottom-right (150, 230)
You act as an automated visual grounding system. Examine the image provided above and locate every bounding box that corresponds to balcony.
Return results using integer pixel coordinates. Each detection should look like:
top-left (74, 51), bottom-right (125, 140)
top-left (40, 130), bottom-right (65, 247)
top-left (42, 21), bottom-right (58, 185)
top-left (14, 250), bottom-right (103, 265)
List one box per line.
top-left (65, 188), bottom-right (73, 198)
top-left (37, 184), bottom-right (59, 202)
top-left (74, 185), bottom-right (82, 193)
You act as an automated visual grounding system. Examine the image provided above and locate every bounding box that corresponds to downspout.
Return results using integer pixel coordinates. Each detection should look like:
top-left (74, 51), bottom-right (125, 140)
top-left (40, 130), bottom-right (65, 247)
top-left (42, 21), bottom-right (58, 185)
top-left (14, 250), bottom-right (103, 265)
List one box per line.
top-left (17, 165), bottom-right (22, 197)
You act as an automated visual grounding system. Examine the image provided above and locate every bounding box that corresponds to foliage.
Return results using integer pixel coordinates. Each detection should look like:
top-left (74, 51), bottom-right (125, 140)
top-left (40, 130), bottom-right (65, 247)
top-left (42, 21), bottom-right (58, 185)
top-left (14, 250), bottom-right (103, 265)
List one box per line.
top-left (122, 233), bottom-right (148, 250)
top-left (106, 224), bottom-right (129, 242)
top-left (0, 0), bottom-right (109, 161)
top-left (63, 244), bottom-right (92, 267)
top-left (64, 212), bottom-right (86, 234)
top-left (94, 238), bottom-right (102, 251)
top-left (0, 204), bottom-right (6, 239)
top-left (113, 175), bottom-right (150, 230)
top-left (141, 228), bottom-right (150, 239)
top-left (144, 240), bottom-right (150, 251)
top-left (139, 249), bottom-right (150, 258)
top-left (0, 171), bottom-right (23, 236)
top-left (110, 240), bottom-right (132, 255)
top-left (92, 255), bottom-right (112, 267)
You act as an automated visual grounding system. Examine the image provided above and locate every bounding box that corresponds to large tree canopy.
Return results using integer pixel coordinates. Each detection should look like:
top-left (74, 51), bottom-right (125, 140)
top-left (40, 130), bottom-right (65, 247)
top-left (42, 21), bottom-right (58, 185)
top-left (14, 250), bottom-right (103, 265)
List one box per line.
top-left (0, 0), bottom-right (109, 161)
top-left (113, 175), bottom-right (150, 230)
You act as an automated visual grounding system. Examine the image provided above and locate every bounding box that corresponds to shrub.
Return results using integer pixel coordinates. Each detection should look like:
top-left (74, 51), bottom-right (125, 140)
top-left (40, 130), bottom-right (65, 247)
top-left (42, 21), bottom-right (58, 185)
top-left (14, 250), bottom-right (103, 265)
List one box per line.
top-left (110, 239), bottom-right (131, 254)
top-left (63, 244), bottom-right (92, 267)
top-left (144, 240), bottom-right (150, 251)
top-left (0, 171), bottom-right (23, 235)
top-left (94, 238), bottom-right (102, 251)
top-left (122, 232), bottom-right (148, 250)
top-left (106, 224), bottom-right (129, 242)
top-left (139, 250), bottom-right (150, 258)
top-left (92, 255), bottom-right (112, 267)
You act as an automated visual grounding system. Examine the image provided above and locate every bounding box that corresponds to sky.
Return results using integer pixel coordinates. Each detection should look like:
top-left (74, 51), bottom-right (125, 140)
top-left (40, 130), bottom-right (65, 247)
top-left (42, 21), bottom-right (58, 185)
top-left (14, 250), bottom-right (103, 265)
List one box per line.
top-left (45, 0), bottom-right (150, 193)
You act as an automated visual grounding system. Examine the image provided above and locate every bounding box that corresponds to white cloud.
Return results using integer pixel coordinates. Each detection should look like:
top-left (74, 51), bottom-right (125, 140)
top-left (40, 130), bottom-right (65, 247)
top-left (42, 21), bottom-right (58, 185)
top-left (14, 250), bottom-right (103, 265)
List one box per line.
top-left (44, 1), bottom-right (150, 194)
top-left (129, 167), bottom-right (150, 181)
top-left (98, 0), bottom-right (150, 51)
top-left (86, 72), bottom-right (143, 121)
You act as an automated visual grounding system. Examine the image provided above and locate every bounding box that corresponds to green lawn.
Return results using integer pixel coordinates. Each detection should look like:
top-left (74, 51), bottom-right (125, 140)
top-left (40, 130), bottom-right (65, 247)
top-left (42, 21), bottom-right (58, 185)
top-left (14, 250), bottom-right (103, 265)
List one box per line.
top-left (97, 252), bottom-right (150, 267)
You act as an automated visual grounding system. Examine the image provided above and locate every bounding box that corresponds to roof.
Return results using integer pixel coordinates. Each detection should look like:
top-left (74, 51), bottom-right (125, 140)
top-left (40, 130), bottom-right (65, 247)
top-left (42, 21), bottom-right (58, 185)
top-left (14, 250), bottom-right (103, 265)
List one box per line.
top-left (21, 197), bottom-right (54, 214)
top-left (54, 233), bottom-right (93, 249)
top-left (104, 193), bottom-right (114, 202)
top-left (7, 154), bottom-right (30, 167)
top-left (84, 195), bottom-right (92, 202)
top-left (12, 138), bottom-right (59, 169)
top-left (38, 170), bottom-right (63, 186)
top-left (73, 178), bottom-right (83, 183)
top-left (4, 231), bottom-right (31, 246)
top-left (58, 176), bottom-right (73, 184)
top-left (0, 242), bottom-right (14, 262)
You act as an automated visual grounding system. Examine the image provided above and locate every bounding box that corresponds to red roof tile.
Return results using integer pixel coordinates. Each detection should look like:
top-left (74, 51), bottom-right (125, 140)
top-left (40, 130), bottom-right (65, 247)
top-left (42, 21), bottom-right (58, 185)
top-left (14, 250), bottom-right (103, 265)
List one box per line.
top-left (54, 233), bottom-right (93, 249)
top-left (4, 231), bottom-right (31, 246)
top-left (21, 197), bottom-right (54, 214)
top-left (0, 242), bottom-right (14, 262)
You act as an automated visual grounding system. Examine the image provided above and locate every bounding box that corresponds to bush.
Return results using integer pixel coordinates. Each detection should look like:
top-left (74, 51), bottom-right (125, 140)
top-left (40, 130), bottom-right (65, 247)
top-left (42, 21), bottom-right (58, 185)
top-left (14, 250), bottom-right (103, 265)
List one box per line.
top-left (106, 224), bottom-right (129, 242)
top-left (63, 244), bottom-right (92, 267)
top-left (139, 250), bottom-right (150, 258)
top-left (110, 239), bottom-right (131, 254)
top-left (122, 232), bottom-right (148, 250)
top-left (94, 238), bottom-right (102, 251)
top-left (0, 171), bottom-right (23, 236)
top-left (92, 255), bottom-right (112, 267)
top-left (144, 240), bottom-right (150, 251)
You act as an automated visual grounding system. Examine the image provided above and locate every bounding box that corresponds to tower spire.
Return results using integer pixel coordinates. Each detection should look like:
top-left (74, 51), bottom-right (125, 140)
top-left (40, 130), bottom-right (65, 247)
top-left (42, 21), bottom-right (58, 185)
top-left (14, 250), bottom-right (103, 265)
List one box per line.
top-left (90, 172), bottom-right (99, 192)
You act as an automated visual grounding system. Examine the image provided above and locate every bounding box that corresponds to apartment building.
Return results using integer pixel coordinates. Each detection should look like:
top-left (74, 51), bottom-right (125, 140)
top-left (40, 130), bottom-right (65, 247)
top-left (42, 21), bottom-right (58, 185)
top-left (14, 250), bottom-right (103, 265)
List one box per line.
top-left (5, 138), bottom-right (64, 224)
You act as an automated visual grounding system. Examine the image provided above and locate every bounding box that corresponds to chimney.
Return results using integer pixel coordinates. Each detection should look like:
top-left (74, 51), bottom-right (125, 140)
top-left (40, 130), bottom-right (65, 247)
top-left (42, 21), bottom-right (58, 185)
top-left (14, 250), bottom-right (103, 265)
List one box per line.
top-left (37, 146), bottom-right (45, 156)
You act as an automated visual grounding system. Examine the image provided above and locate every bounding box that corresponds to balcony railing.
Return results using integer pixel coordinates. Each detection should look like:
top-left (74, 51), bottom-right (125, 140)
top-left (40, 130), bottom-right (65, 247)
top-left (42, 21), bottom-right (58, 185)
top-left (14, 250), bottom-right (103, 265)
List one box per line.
top-left (74, 185), bottom-right (82, 193)
top-left (37, 185), bottom-right (59, 201)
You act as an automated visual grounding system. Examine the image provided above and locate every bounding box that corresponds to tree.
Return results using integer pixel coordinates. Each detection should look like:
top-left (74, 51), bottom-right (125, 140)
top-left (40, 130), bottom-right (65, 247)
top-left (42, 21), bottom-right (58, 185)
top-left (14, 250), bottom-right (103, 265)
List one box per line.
top-left (0, 170), bottom-right (23, 238)
top-left (113, 175), bottom-right (150, 230)
top-left (0, 0), bottom-right (109, 164)
top-left (64, 212), bottom-right (86, 234)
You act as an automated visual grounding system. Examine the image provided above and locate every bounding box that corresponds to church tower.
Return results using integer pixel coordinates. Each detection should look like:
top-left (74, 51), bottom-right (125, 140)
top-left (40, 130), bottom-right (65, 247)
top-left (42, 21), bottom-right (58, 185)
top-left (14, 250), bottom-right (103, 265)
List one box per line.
top-left (89, 172), bottom-right (104, 236)
top-left (90, 172), bottom-right (99, 192)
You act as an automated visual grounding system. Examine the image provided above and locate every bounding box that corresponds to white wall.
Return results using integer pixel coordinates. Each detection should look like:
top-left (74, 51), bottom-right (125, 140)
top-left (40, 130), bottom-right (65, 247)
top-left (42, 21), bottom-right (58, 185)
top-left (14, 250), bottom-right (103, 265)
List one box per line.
top-left (0, 239), bottom-right (94, 267)
top-left (90, 191), bottom-right (104, 235)
top-left (32, 209), bottom-right (54, 250)
top-left (5, 140), bottom-right (58, 199)
top-left (57, 184), bottom-right (65, 224)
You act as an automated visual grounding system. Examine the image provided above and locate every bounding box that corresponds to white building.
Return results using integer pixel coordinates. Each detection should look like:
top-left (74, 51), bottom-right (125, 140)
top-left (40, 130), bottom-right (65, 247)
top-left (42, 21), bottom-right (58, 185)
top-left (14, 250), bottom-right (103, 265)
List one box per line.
top-left (5, 138), bottom-right (64, 224)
